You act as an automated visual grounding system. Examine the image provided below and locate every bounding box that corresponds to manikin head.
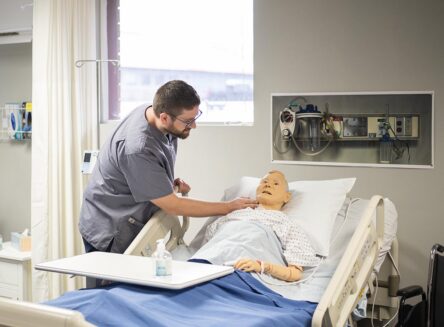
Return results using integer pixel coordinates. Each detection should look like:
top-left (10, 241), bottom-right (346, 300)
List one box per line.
top-left (152, 80), bottom-right (201, 139)
top-left (255, 170), bottom-right (292, 211)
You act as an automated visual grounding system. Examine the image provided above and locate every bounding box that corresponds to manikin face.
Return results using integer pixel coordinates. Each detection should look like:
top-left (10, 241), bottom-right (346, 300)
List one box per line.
top-left (165, 106), bottom-right (200, 139)
top-left (255, 171), bottom-right (291, 210)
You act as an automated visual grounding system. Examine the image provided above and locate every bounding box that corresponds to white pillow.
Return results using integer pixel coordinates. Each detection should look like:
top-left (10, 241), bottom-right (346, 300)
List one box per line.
top-left (222, 176), bottom-right (356, 257)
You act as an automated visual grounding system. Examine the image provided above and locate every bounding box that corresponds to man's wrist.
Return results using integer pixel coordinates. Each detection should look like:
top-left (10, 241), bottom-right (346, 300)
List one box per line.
top-left (224, 201), bottom-right (233, 215)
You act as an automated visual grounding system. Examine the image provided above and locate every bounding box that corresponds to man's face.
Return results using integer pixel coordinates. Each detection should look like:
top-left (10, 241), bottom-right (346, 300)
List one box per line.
top-left (166, 106), bottom-right (201, 139)
top-left (256, 172), bottom-right (291, 209)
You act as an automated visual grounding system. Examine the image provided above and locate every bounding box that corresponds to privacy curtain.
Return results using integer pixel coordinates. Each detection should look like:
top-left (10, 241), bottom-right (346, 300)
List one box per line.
top-left (32, 0), bottom-right (98, 301)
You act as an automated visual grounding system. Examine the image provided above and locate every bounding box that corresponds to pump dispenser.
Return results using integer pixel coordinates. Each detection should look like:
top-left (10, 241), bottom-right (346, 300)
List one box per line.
top-left (153, 239), bottom-right (172, 276)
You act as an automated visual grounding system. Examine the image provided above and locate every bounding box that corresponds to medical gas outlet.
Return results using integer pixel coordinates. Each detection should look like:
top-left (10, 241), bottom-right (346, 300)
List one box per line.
top-left (339, 115), bottom-right (419, 140)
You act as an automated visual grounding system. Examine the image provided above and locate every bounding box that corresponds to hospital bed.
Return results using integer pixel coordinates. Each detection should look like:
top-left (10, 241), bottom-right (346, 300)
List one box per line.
top-left (124, 194), bottom-right (399, 327)
top-left (0, 195), bottom-right (399, 327)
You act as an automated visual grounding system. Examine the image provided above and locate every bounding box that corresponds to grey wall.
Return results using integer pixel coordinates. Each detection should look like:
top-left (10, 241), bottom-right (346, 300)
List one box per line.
top-left (0, 43), bottom-right (32, 241)
top-left (172, 0), bottom-right (444, 290)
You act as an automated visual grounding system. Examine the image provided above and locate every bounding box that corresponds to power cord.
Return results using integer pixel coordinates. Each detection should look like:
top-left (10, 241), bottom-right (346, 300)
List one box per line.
top-left (371, 272), bottom-right (379, 327)
top-left (371, 274), bottom-right (399, 327)
top-left (388, 125), bottom-right (411, 162)
top-left (388, 251), bottom-right (401, 278)
top-left (370, 251), bottom-right (401, 327)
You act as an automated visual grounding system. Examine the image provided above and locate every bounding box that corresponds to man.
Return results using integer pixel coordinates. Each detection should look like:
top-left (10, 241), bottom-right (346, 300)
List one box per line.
top-left (79, 80), bottom-right (257, 255)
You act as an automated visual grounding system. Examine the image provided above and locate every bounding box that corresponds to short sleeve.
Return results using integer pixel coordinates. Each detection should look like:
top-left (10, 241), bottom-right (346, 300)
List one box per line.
top-left (120, 152), bottom-right (173, 203)
top-left (284, 222), bottom-right (321, 267)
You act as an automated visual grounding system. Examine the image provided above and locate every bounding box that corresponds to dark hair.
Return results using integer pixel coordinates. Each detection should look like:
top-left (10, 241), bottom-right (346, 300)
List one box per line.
top-left (153, 80), bottom-right (201, 117)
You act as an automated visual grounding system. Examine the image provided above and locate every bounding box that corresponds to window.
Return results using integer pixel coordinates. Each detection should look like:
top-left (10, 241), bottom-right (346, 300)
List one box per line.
top-left (105, 0), bottom-right (253, 124)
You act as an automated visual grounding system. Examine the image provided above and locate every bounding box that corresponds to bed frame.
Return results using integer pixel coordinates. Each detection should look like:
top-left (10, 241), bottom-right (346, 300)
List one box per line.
top-left (312, 195), bottom-right (384, 326)
top-left (0, 195), bottom-right (386, 327)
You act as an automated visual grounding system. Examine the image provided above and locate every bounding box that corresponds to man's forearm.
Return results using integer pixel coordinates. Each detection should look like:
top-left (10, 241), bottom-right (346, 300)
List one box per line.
top-left (168, 196), bottom-right (233, 217)
top-left (152, 194), bottom-right (231, 217)
top-left (152, 193), bottom-right (257, 217)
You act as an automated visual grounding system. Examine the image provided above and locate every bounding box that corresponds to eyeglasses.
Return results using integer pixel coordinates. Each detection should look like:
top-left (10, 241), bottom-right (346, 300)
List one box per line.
top-left (170, 109), bottom-right (202, 128)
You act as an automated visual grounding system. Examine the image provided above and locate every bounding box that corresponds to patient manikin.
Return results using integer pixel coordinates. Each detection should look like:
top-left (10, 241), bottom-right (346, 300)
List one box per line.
top-left (191, 170), bottom-right (320, 282)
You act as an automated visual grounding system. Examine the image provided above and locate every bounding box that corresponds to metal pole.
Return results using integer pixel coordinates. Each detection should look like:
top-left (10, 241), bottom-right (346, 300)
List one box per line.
top-left (75, 59), bottom-right (119, 147)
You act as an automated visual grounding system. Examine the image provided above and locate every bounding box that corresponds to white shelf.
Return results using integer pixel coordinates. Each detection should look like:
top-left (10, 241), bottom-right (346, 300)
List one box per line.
top-left (0, 242), bottom-right (31, 261)
top-left (0, 106), bottom-right (32, 141)
top-left (0, 242), bottom-right (32, 301)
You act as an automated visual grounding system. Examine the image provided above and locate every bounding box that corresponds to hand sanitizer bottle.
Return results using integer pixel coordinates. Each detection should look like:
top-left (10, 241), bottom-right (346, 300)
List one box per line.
top-left (153, 239), bottom-right (172, 276)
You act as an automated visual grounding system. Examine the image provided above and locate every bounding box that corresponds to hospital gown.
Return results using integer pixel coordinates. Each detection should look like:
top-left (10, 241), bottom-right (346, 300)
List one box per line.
top-left (202, 207), bottom-right (320, 267)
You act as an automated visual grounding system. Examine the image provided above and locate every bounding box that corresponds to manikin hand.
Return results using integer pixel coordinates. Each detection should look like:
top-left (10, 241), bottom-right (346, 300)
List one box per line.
top-left (174, 178), bottom-right (191, 194)
top-left (234, 259), bottom-right (261, 273)
top-left (234, 258), bottom-right (303, 282)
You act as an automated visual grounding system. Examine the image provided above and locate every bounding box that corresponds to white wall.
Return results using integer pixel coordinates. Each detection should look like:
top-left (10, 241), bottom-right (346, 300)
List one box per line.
top-left (0, 43), bottom-right (32, 241)
top-left (0, 0), bottom-right (32, 32)
top-left (171, 0), bottom-right (444, 290)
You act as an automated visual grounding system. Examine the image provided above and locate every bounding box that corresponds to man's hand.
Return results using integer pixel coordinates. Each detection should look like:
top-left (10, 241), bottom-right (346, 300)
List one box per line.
top-left (174, 178), bottom-right (191, 194)
top-left (227, 197), bottom-right (258, 212)
top-left (234, 258), bottom-right (261, 273)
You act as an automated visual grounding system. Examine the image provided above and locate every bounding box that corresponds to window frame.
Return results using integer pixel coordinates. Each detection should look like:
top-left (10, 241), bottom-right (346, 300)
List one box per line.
top-left (100, 0), bottom-right (254, 126)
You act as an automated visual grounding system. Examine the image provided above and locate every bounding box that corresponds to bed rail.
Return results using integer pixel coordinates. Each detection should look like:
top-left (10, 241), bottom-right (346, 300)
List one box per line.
top-left (312, 195), bottom-right (385, 327)
top-left (124, 190), bottom-right (190, 256)
top-left (0, 297), bottom-right (94, 327)
top-left (124, 210), bottom-right (189, 256)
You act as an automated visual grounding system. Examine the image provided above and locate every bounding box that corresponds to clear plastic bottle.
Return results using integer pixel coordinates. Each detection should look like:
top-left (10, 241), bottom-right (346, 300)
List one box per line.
top-left (153, 239), bottom-right (172, 276)
top-left (379, 134), bottom-right (392, 164)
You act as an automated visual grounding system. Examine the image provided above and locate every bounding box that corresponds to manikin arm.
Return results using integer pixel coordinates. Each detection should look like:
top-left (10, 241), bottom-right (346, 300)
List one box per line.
top-left (234, 258), bottom-right (303, 282)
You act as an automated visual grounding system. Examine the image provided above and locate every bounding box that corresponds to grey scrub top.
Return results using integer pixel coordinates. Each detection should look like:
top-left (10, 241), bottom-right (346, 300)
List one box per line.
top-left (79, 104), bottom-right (177, 253)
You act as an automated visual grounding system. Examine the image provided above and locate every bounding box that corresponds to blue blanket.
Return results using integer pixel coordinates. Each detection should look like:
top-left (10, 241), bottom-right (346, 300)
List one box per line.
top-left (46, 270), bottom-right (317, 327)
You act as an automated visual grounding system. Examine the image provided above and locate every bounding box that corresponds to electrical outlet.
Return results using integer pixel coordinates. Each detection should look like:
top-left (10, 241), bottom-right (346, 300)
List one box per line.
top-left (395, 116), bottom-right (413, 136)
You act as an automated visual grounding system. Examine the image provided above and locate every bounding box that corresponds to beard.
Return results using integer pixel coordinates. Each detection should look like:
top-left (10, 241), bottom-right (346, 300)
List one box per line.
top-left (166, 125), bottom-right (191, 139)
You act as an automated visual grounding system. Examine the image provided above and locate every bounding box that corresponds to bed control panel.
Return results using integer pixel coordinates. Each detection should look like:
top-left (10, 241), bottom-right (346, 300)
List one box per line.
top-left (360, 235), bottom-right (373, 262)
top-left (337, 234), bottom-right (376, 309)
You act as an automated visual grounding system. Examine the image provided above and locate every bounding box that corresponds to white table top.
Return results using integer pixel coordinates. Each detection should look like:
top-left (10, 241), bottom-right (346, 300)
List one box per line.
top-left (35, 252), bottom-right (234, 290)
top-left (0, 242), bottom-right (31, 261)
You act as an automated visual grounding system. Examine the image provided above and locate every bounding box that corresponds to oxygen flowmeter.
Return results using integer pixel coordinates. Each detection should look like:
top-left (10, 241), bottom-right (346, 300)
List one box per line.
top-left (279, 108), bottom-right (296, 140)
